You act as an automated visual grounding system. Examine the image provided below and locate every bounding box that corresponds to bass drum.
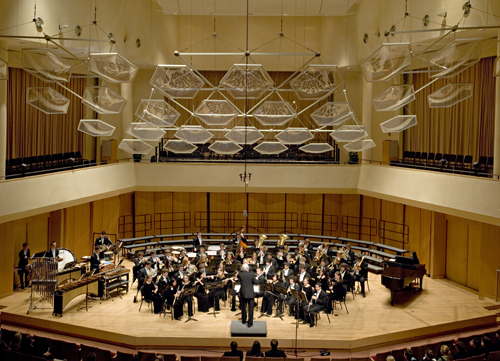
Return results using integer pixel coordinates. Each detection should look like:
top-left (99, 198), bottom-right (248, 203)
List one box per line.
top-left (57, 248), bottom-right (78, 271)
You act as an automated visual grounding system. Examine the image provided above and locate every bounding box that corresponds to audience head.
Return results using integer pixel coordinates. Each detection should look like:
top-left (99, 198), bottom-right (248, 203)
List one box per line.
top-left (470, 337), bottom-right (480, 348)
top-left (440, 345), bottom-right (450, 357)
top-left (230, 341), bottom-right (238, 351)
top-left (404, 348), bottom-right (414, 361)
top-left (386, 356), bottom-right (396, 361)
top-left (481, 335), bottom-right (491, 348)
top-left (455, 341), bottom-right (466, 353)
top-left (270, 339), bottom-right (279, 350)
top-left (251, 341), bottom-right (261, 353)
top-left (87, 352), bottom-right (97, 361)
top-left (425, 349), bottom-right (435, 360)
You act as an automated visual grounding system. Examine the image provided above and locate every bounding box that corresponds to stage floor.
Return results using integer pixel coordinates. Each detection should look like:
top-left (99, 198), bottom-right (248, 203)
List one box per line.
top-left (0, 259), bottom-right (498, 353)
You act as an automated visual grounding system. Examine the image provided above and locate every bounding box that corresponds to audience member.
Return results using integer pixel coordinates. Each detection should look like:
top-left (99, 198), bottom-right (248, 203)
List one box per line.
top-left (437, 345), bottom-right (452, 361)
top-left (481, 335), bottom-right (495, 359)
top-left (8, 332), bottom-right (22, 352)
top-left (246, 341), bottom-right (264, 357)
top-left (223, 341), bottom-right (243, 361)
top-left (265, 339), bottom-right (287, 358)
top-left (468, 337), bottom-right (484, 357)
top-left (423, 349), bottom-right (436, 361)
top-left (453, 341), bottom-right (467, 360)
top-left (87, 352), bottom-right (97, 361)
top-left (386, 356), bottom-right (396, 361)
top-left (404, 348), bottom-right (418, 361)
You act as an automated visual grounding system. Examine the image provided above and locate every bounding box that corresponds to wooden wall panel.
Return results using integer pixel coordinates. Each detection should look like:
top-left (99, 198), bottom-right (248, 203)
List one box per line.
top-left (446, 220), bottom-right (468, 286)
top-left (467, 225), bottom-right (481, 291)
top-left (48, 210), bottom-right (63, 244)
top-left (228, 193), bottom-right (247, 233)
top-left (419, 209), bottom-right (432, 270)
top-left (154, 192), bottom-right (173, 214)
top-left (101, 196), bottom-right (120, 239)
top-left (173, 192), bottom-right (191, 232)
top-left (341, 194), bottom-right (361, 238)
top-left (210, 193), bottom-right (229, 233)
top-left (479, 223), bottom-right (500, 298)
top-left (63, 204), bottom-right (92, 260)
top-left (118, 193), bottom-right (134, 238)
top-left (0, 221), bottom-right (15, 297)
top-left (135, 192), bottom-right (155, 236)
top-left (286, 194), bottom-right (304, 234)
top-left (360, 196), bottom-right (380, 243)
top-left (380, 200), bottom-right (405, 248)
top-left (302, 194), bottom-right (323, 235)
top-left (323, 194), bottom-right (342, 237)
top-left (248, 193), bottom-right (267, 234)
top-left (404, 206), bottom-right (421, 258)
top-left (190, 193), bottom-right (206, 233)
top-left (266, 194), bottom-right (286, 233)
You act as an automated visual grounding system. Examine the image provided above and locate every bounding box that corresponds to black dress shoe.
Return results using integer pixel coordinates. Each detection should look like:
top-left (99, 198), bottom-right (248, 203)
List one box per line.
top-left (247, 323), bottom-right (253, 327)
top-left (231, 309), bottom-right (236, 312)
top-left (362, 293), bottom-right (366, 298)
top-left (309, 323), bottom-right (314, 327)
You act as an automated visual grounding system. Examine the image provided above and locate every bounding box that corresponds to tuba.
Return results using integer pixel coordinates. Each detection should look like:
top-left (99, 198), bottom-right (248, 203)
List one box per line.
top-left (257, 233), bottom-right (268, 252)
top-left (278, 234), bottom-right (290, 253)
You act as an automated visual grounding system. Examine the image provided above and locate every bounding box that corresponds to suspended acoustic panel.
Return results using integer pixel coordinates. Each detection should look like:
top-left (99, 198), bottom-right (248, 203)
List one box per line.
top-left (88, 53), bottom-right (139, 83)
top-left (290, 65), bottom-right (344, 100)
top-left (195, 100), bottom-right (239, 126)
top-left (380, 115), bottom-right (417, 133)
top-left (83, 86), bottom-right (126, 114)
top-left (344, 139), bottom-right (376, 152)
top-left (220, 64), bottom-right (274, 99)
top-left (428, 83), bottom-right (473, 108)
top-left (22, 48), bottom-right (72, 83)
top-left (27, 87), bottom-right (70, 114)
top-left (253, 101), bottom-right (295, 126)
top-left (163, 139), bottom-right (197, 154)
top-left (310, 102), bottom-right (354, 127)
top-left (275, 128), bottom-right (314, 144)
top-left (254, 142), bottom-right (288, 155)
top-left (118, 139), bottom-right (153, 154)
top-left (225, 126), bottom-right (264, 145)
top-left (126, 122), bottom-right (165, 142)
top-left (150, 65), bottom-right (204, 99)
top-left (0, 58), bottom-right (7, 80)
top-left (330, 125), bottom-right (368, 143)
top-left (175, 125), bottom-right (213, 144)
top-left (78, 119), bottom-right (116, 137)
top-left (360, 43), bottom-right (411, 82)
top-left (209, 141), bottom-right (243, 155)
top-left (300, 143), bottom-right (333, 154)
top-left (373, 85), bottom-right (415, 112)
top-left (428, 38), bottom-right (482, 78)
top-left (135, 99), bottom-right (180, 127)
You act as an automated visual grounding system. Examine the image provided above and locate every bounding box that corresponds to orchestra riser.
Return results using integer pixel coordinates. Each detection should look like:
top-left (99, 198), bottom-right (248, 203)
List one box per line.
top-left (0, 271), bottom-right (497, 353)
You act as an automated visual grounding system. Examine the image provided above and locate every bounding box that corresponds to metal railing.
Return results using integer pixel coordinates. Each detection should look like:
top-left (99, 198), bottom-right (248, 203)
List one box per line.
top-left (341, 216), bottom-right (377, 240)
top-left (301, 213), bottom-right (339, 234)
top-left (118, 214), bottom-right (153, 237)
top-left (154, 212), bottom-right (191, 234)
top-left (378, 219), bottom-right (409, 245)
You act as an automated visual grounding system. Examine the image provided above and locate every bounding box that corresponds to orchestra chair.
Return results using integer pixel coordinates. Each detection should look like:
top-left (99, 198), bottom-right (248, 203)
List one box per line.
top-left (138, 351), bottom-right (158, 361)
top-left (61, 341), bottom-right (80, 361)
top-left (201, 355), bottom-right (221, 361)
top-left (161, 300), bottom-right (174, 320)
top-left (487, 351), bottom-right (500, 361)
top-left (116, 351), bottom-right (137, 361)
top-left (332, 296), bottom-right (348, 314)
top-left (220, 356), bottom-right (240, 361)
top-left (138, 286), bottom-right (154, 313)
top-left (181, 356), bottom-right (201, 361)
top-left (314, 310), bottom-right (331, 326)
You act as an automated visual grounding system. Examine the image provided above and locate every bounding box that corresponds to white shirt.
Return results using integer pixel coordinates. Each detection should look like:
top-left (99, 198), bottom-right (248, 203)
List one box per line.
top-left (299, 272), bottom-right (305, 282)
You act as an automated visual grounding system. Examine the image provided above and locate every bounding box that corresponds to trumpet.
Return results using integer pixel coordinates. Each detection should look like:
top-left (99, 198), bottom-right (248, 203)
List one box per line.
top-left (354, 256), bottom-right (365, 271)
top-left (278, 234), bottom-right (290, 253)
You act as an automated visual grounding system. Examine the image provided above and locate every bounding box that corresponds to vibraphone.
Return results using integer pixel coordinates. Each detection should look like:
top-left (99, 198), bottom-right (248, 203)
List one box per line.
top-left (57, 266), bottom-right (86, 286)
top-left (53, 266), bottom-right (130, 316)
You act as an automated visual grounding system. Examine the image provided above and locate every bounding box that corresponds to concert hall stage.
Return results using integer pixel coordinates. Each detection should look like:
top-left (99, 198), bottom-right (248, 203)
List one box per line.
top-left (0, 260), bottom-right (497, 354)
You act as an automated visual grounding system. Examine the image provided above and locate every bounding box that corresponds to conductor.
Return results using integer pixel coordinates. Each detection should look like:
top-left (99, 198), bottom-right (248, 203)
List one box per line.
top-left (237, 263), bottom-right (258, 328)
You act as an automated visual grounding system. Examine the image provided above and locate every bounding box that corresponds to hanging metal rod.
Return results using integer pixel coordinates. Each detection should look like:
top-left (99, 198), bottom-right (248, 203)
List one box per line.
top-left (178, 52), bottom-right (318, 56)
top-left (0, 34), bottom-right (110, 42)
top-left (390, 24), bottom-right (500, 35)
top-left (159, 127), bottom-right (333, 133)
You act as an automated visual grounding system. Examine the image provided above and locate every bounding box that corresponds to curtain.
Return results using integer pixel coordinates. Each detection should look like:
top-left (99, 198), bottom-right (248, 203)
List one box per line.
top-left (404, 56), bottom-right (496, 160)
top-left (6, 68), bottom-right (87, 160)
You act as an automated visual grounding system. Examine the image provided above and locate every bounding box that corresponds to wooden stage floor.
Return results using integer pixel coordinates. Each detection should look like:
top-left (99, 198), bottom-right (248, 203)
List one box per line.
top-left (0, 259), bottom-right (498, 353)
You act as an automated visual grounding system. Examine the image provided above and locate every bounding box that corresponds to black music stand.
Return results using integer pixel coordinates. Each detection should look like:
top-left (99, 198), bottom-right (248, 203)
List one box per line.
top-left (77, 270), bottom-right (94, 312)
top-left (180, 286), bottom-right (198, 323)
top-left (290, 289), bottom-right (307, 357)
top-left (272, 284), bottom-right (287, 320)
top-left (206, 280), bottom-right (224, 318)
top-left (258, 283), bottom-right (272, 318)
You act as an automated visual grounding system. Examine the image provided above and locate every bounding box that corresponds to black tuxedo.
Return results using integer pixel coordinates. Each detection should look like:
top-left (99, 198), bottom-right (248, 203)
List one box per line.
top-left (353, 261), bottom-right (368, 296)
top-left (237, 270), bottom-right (259, 326)
top-left (263, 264), bottom-right (276, 279)
top-left (297, 271), bottom-right (311, 284)
top-left (45, 248), bottom-right (59, 259)
top-left (90, 252), bottom-right (101, 272)
top-left (18, 249), bottom-right (30, 288)
top-left (281, 267), bottom-right (294, 281)
top-left (192, 236), bottom-right (203, 251)
top-left (95, 236), bottom-right (112, 249)
top-left (265, 349), bottom-right (287, 358)
top-left (304, 289), bottom-right (328, 326)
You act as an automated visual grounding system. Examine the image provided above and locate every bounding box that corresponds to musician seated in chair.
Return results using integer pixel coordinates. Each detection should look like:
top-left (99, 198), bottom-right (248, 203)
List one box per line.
top-left (133, 251), bottom-right (146, 283)
top-left (90, 246), bottom-right (103, 272)
top-left (232, 231), bottom-right (247, 246)
top-left (95, 231), bottom-right (112, 250)
top-left (340, 263), bottom-right (354, 292)
top-left (286, 276), bottom-right (301, 318)
top-left (353, 255), bottom-right (368, 298)
top-left (326, 272), bottom-right (346, 314)
top-left (148, 251), bottom-right (162, 272)
top-left (236, 246), bottom-right (247, 263)
top-left (208, 269), bottom-right (227, 311)
top-left (303, 282), bottom-right (328, 327)
top-left (138, 261), bottom-right (156, 289)
top-left (345, 244), bottom-right (355, 266)
top-left (157, 268), bottom-right (170, 291)
top-left (141, 276), bottom-right (162, 314)
top-left (261, 274), bottom-right (282, 316)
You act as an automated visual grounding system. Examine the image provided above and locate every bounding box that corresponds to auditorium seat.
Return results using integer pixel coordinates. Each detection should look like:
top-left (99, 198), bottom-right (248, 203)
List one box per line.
top-left (220, 357), bottom-right (240, 361)
top-left (245, 357), bottom-right (264, 361)
top-left (47, 338), bottom-right (65, 360)
top-left (138, 351), bottom-right (157, 361)
top-left (351, 357), bottom-right (371, 361)
top-left (487, 351), bottom-right (500, 361)
top-left (265, 357), bottom-right (286, 361)
top-left (467, 355), bottom-right (486, 361)
top-left (116, 351), bottom-right (137, 361)
top-left (61, 341), bottom-right (80, 361)
top-left (81, 344), bottom-right (97, 360)
top-left (390, 347), bottom-right (405, 361)
top-left (426, 153), bottom-right (435, 166)
top-left (463, 155), bottom-right (473, 169)
top-left (375, 351), bottom-right (391, 361)
top-left (181, 356), bottom-right (201, 361)
top-left (32, 336), bottom-right (49, 356)
top-left (161, 354), bottom-right (178, 361)
top-left (413, 152), bottom-right (421, 164)
top-left (410, 345), bottom-right (426, 361)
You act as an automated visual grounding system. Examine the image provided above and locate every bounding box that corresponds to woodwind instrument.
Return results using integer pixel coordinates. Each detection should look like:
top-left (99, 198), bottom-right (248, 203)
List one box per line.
top-left (173, 283), bottom-right (185, 306)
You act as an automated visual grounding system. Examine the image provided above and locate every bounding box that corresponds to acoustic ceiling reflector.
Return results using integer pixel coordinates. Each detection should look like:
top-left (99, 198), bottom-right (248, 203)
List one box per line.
top-left (0, 59), bottom-right (7, 80)
top-left (428, 38), bottom-right (482, 78)
top-left (27, 87), bottom-right (70, 114)
top-left (208, 141), bottom-right (243, 155)
top-left (427, 83), bottom-right (473, 108)
top-left (225, 126), bottom-right (264, 144)
top-left (150, 65), bottom-right (204, 99)
top-left (22, 48), bottom-right (72, 83)
top-left (380, 115), bottom-right (417, 133)
top-left (299, 143), bottom-right (334, 154)
top-left (195, 100), bottom-right (239, 126)
top-left (253, 101), bottom-right (295, 126)
top-left (82, 86), bottom-right (126, 114)
top-left (220, 64), bottom-right (274, 99)
top-left (290, 64), bottom-right (344, 100)
top-left (88, 53), bottom-right (139, 83)
top-left (373, 85), bottom-right (415, 112)
top-left (310, 102), bottom-right (354, 127)
top-left (330, 125), bottom-right (368, 143)
top-left (135, 99), bottom-right (180, 127)
top-left (175, 125), bottom-right (214, 144)
top-left (254, 142), bottom-right (288, 155)
top-left (163, 140), bottom-right (197, 154)
top-left (360, 43), bottom-right (411, 82)
top-left (78, 119), bottom-right (116, 137)
top-left (344, 139), bottom-right (376, 152)
top-left (118, 139), bottom-right (153, 154)
top-left (275, 128), bottom-right (314, 144)
top-left (126, 122), bottom-right (165, 142)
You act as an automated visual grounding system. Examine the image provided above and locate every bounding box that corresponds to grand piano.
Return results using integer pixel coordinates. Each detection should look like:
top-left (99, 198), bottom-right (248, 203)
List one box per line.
top-left (381, 256), bottom-right (426, 306)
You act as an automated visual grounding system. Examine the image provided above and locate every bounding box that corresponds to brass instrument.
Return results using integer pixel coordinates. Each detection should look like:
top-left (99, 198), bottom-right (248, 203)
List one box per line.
top-left (297, 240), bottom-right (306, 257)
top-left (278, 234), bottom-right (290, 253)
top-left (354, 256), bottom-right (365, 271)
top-left (186, 264), bottom-right (198, 278)
top-left (313, 245), bottom-right (326, 261)
top-left (257, 233), bottom-right (268, 252)
top-left (338, 246), bottom-right (347, 259)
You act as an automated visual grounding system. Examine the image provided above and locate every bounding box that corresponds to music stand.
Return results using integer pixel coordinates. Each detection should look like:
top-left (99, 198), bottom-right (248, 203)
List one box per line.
top-left (272, 284), bottom-right (287, 320)
top-left (77, 270), bottom-right (94, 312)
top-left (180, 286), bottom-right (199, 323)
top-left (206, 280), bottom-right (224, 318)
